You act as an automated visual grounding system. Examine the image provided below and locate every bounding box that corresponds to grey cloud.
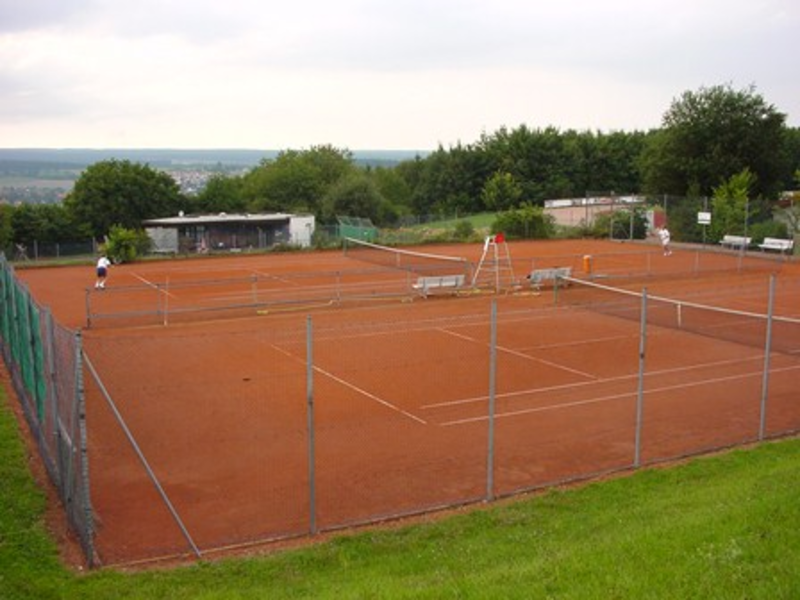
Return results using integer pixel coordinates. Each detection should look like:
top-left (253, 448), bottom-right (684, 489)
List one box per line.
top-left (0, 0), bottom-right (99, 33)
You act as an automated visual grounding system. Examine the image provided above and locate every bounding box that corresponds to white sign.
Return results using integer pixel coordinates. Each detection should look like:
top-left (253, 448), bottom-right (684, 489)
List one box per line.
top-left (697, 211), bottom-right (711, 225)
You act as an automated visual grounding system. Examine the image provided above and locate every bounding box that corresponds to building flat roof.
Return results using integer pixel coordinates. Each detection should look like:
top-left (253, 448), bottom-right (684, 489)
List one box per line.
top-left (144, 213), bottom-right (297, 226)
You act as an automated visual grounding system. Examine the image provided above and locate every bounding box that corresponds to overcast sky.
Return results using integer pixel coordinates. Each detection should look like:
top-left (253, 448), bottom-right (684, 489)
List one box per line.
top-left (1, 0), bottom-right (797, 150)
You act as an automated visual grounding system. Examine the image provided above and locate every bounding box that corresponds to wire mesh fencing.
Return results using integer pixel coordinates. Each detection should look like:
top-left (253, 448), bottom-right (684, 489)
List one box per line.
top-left (4, 247), bottom-right (800, 568)
top-left (72, 273), bottom-right (800, 567)
top-left (0, 254), bottom-right (94, 565)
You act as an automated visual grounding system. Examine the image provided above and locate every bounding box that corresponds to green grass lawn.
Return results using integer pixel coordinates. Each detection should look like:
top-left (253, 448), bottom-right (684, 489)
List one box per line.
top-left (2, 383), bottom-right (800, 599)
top-left (413, 213), bottom-right (497, 231)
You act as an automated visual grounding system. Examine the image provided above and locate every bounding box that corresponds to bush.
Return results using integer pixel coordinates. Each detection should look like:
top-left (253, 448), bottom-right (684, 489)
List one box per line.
top-left (103, 225), bottom-right (151, 263)
top-left (747, 219), bottom-right (789, 244)
top-left (453, 219), bottom-right (476, 240)
top-left (491, 204), bottom-right (555, 240)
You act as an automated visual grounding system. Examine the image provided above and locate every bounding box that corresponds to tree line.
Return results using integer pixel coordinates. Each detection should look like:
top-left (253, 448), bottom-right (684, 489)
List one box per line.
top-left (2, 83), bottom-right (799, 255)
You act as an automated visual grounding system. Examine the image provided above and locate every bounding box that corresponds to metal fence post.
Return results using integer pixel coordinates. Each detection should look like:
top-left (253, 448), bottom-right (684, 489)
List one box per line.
top-left (84, 352), bottom-right (200, 560)
top-left (634, 288), bottom-right (648, 468)
top-left (759, 275), bottom-right (776, 440)
top-left (74, 330), bottom-right (97, 566)
top-left (85, 288), bottom-right (92, 329)
top-left (486, 299), bottom-right (497, 501)
top-left (43, 309), bottom-right (61, 492)
top-left (306, 315), bottom-right (317, 534)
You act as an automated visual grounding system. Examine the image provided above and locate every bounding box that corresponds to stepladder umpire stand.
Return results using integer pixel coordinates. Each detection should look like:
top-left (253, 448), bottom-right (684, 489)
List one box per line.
top-left (471, 233), bottom-right (517, 293)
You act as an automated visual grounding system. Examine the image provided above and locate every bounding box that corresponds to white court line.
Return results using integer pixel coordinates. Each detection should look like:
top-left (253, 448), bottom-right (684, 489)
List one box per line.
top-left (251, 269), bottom-right (295, 284)
top-left (269, 343), bottom-right (427, 425)
top-left (438, 327), bottom-right (597, 380)
top-left (314, 366), bottom-right (428, 425)
top-left (422, 354), bottom-right (766, 410)
top-left (439, 363), bottom-right (800, 427)
top-left (131, 272), bottom-right (179, 299)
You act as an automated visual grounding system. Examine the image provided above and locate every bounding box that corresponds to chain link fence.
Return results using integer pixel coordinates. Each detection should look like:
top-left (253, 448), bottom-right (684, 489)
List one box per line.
top-left (76, 274), bottom-right (800, 566)
top-left (3, 251), bottom-right (800, 568)
top-left (0, 254), bottom-right (95, 565)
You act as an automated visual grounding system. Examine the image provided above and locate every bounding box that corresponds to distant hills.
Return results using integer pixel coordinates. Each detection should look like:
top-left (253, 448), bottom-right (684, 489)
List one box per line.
top-left (0, 148), bottom-right (428, 169)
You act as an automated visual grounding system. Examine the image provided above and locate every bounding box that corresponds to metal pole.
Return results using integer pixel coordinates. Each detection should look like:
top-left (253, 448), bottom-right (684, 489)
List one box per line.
top-left (74, 331), bottom-right (97, 567)
top-left (759, 275), bottom-right (776, 440)
top-left (85, 289), bottom-right (92, 329)
top-left (43, 310), bottom-right (61, 491)
top-left (164, 278), bottom-right (170, 327)
top-left (634, 288), bottom-right (648, 468)
top-left (609, 192), bottom-right (615, 240)
top-left (306, 315), bottom-right (317, 534)
top-left (629, 209), bottom-right (634, 241)
top-left (741, 197), bottom-right (749, 258)
top-left (83, 353), bottom-right (201, 558)
top-left (156, 283), bottom-right (163, 324)
top-left (486, 299), bottom-right (497, 501)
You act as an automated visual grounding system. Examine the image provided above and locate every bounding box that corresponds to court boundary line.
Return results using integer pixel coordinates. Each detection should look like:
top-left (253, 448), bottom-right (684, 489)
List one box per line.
top-left (438, 327), bottom-right (597, 380)
top-left (268, 342), bottom-right (427, 426)
top-left (130, 272), bottom-right (179, 299)
top-left (439, 362), bottom-right (800, 427)
top-left (423, 354), bottom-right (767, 410)
top-left (313, 366), bottom-right (428, 425)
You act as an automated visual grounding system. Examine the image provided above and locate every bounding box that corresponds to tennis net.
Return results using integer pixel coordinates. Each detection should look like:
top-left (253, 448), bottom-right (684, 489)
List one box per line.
top-left (555, 275), bottom-right (800, 356)
top-left (343, 237), bottom-right (472, 278)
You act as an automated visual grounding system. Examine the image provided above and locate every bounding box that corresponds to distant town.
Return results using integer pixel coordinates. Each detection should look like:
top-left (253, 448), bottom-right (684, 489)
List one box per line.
top-left (0, 148), bottom-right (428, 204)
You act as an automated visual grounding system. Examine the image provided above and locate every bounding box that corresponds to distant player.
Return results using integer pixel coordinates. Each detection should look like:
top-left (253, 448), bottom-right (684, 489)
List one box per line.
top-left (95, 254), bottom-right (111, 289)
top-left (658, 227), bottom-right (672, 256)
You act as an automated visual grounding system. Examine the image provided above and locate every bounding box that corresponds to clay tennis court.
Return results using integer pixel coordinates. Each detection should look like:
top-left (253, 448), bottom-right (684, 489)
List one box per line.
top-left (17, 239), bottom-right (800, 567)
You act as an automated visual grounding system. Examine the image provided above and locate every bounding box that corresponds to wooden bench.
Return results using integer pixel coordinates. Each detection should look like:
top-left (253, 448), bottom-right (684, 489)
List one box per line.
top-left (758, 237), bottom-right (794, 254)
top-left (412, 274), bottom-right (466, 297)
top-left (719, 235), bottom-right (752, 250)
top-left (526, 267), bottom-right (572, 290)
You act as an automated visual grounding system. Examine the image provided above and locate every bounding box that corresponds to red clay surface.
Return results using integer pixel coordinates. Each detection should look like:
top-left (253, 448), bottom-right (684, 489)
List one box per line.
top-left (16, 239), bottom-right (800, 566)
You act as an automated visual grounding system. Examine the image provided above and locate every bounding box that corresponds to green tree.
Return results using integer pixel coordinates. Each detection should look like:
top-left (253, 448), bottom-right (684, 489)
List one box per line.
top-left (194, 173), bottom-right (247, 213)
top-left (0, 204), bottom-right (13, 251)
top-left (664, 195), bottom-right (709, 243)
top-left (476, 125), bottom-right (646, 204)
top-left (320, 174), bottom-right (397, 226)
top-left (411, 143), bottom-right (491, 216)
top-left (369, 166), bottom-right (413, 218)
top-left (65, 159), bottom-right (183, 238)
top-left (10, 203), bottom-right (48, 247)
top-left (709, 168), bottom-right (757, 241)
top-left (242, 146), bottom-right (355, 217)
top-left (482, 171), bottom-right (522, 211)
top-left (641, 84), bottom-right (789, 198)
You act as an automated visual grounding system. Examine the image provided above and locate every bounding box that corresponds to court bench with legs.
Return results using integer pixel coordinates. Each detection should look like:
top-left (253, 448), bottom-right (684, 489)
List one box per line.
top-left (412, 274), bottom-right (466, 297)
top-left (719, 235), bottom-right (752, 250)
top-left (526, 267), bottom-right (572, 290)
top-left (758, 237), bottom-right (794, 254)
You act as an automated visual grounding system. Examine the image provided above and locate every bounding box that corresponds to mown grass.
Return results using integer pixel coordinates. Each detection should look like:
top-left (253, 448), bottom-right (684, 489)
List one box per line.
top-left (2, 382), bottom-right (799, 599)
top-left (411, 212), bottom-right (497, 232)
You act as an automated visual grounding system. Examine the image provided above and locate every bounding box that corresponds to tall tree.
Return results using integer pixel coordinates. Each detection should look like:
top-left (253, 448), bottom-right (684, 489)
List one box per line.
top-left (64, 159), bottom-right (183, 238)
top-left (641, 84), bottom-right (789, 198)
top-left (194, 173), bottom-right (247, 214)
top-left (710, 168), bottom-right (757, 240)
top-left (320, 173), bottom-right (396, 226)
top-left (481, 171), bottom-right (522, 211)
top-left (0, 204), bottom-right (16, 250)
top-left (368, 166), bottom-right (413, 217)
top-left (242, 145), bottom-right (355, 217)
